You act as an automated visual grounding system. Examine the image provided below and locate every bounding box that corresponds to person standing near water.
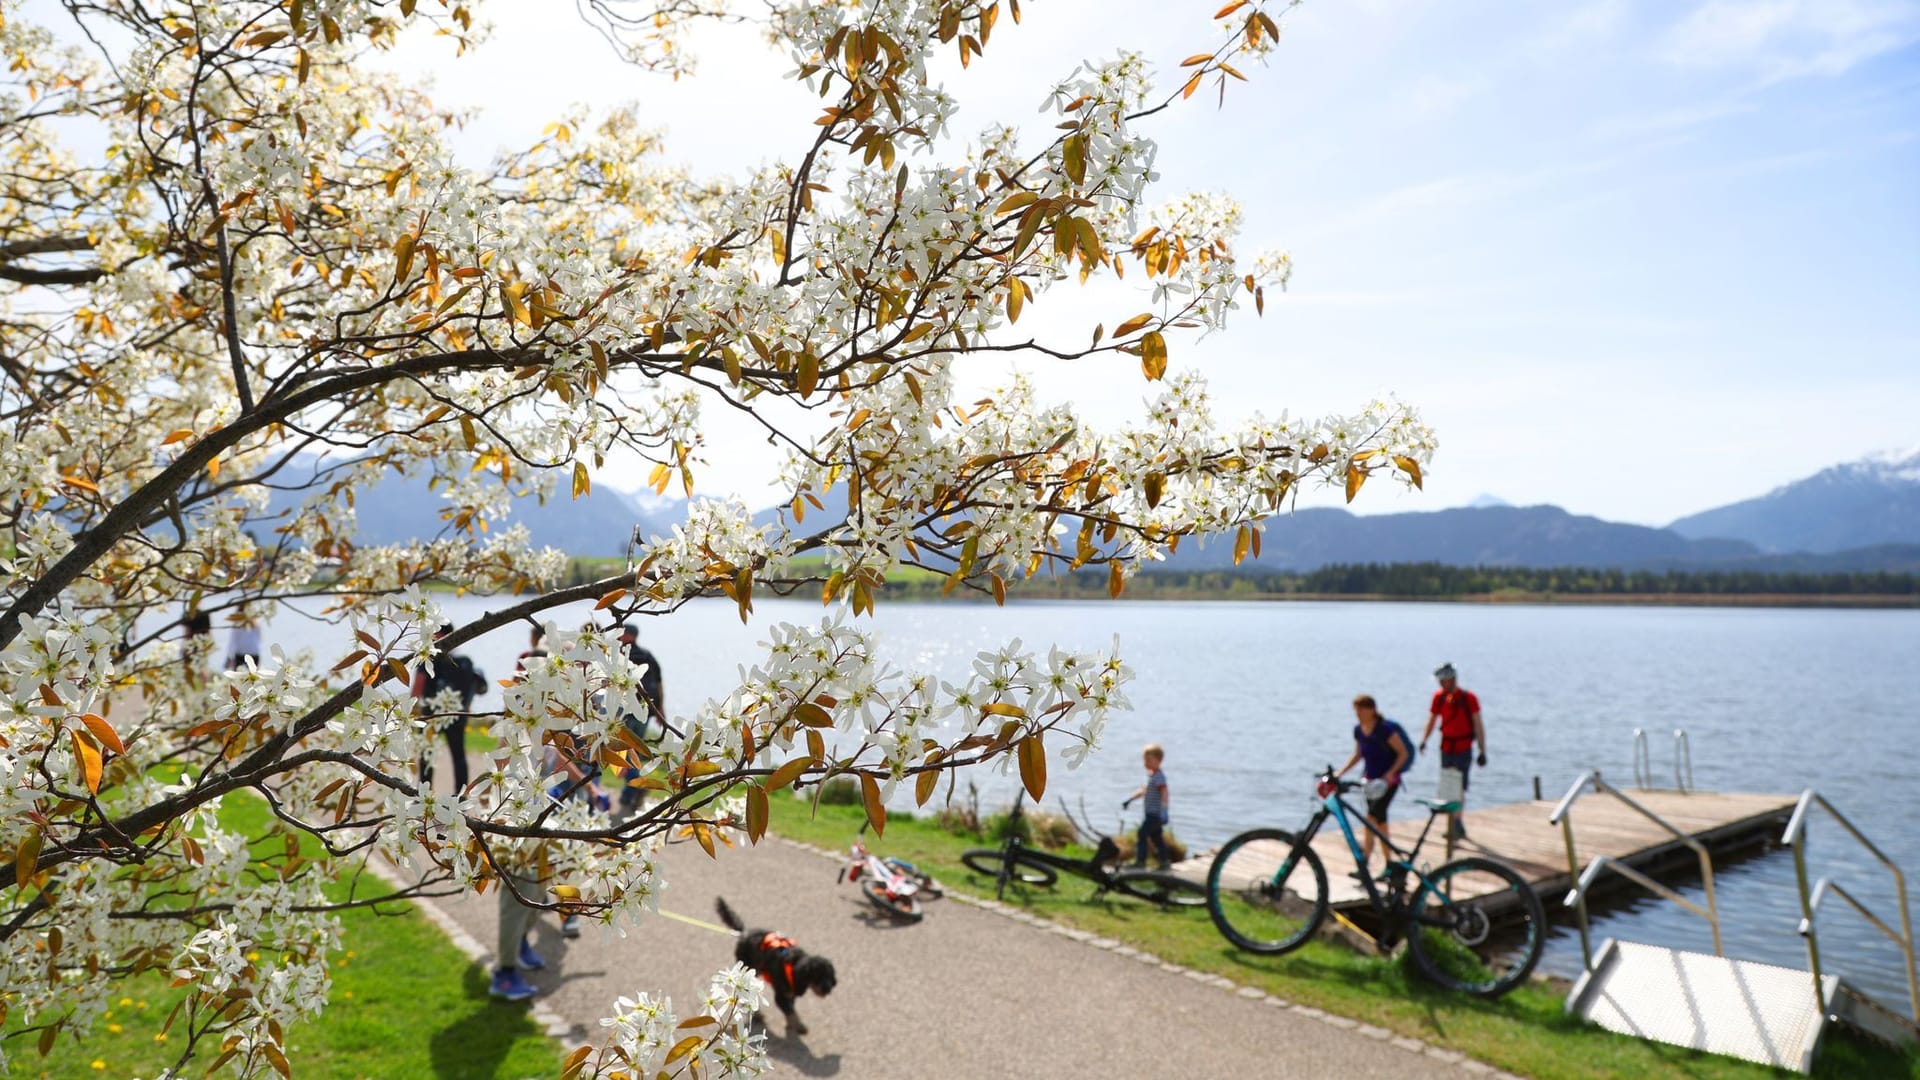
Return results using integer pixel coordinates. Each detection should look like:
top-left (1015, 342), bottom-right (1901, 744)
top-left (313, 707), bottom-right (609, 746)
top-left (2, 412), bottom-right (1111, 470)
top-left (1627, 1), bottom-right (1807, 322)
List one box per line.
top-left (615, 623), bottom-right (664, 817)
top-left (1337, 695), bottom-right (1413, 879)
top-left (1419, 662), bottom-right (1485, 842)
top-left (1123, 743), bottom-right (1172, 870)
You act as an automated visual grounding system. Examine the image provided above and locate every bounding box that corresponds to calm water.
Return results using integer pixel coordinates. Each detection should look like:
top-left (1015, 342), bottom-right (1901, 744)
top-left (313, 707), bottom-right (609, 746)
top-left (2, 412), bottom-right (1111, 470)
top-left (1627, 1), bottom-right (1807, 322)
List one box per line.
top-left (254, 597), bottom-right (1920, 1006)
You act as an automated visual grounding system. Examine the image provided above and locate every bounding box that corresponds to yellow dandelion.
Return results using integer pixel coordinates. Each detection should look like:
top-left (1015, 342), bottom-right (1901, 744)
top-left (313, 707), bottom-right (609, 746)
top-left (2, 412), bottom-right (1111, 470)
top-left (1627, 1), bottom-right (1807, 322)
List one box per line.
top-left (90, 1061), bottom-right (106, 1071)
top-left (107, 1024), bottom-right (122, 1034)
top-left (341, 990), bottom-right (354, 1000)
top-left (247, 951), bottom-right (260, 962)
top-left (118, 997), bottom-right (131, 1006)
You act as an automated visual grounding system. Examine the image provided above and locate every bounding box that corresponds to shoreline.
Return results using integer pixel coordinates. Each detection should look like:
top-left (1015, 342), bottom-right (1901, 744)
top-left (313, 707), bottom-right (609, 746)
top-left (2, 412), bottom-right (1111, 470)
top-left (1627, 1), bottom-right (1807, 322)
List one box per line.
top-left (875, 588), bottom-right (1920, 610)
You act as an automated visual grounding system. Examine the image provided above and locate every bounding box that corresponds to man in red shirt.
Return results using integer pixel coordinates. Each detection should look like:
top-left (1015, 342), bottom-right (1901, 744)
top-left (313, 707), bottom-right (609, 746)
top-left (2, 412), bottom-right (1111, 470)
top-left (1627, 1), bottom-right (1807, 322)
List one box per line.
top-left (1419, 662), bottom-right (1486, 842)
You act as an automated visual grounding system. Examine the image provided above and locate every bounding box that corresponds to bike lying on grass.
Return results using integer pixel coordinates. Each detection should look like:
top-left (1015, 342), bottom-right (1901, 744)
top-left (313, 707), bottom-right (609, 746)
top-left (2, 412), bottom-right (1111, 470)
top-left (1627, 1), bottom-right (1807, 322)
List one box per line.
top-left (839, 822), bottom-right (940, 922)
top-left (1205, 766), bottom-right (1546, 998)
top-left (960, 792), bottom-right (1207, 908)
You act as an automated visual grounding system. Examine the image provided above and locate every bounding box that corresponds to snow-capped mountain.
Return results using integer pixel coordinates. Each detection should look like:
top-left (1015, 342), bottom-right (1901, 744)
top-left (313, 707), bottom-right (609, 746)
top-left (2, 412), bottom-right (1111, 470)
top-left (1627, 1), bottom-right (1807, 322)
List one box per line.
top-left (1669, 449), bottom-right (1920, 554)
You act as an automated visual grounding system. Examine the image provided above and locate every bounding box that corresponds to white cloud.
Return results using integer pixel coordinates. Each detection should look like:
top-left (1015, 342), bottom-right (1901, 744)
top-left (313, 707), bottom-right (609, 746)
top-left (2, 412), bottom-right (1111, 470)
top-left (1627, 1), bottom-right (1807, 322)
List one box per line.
top-left (1659, 0), bottom-right (1920, 81)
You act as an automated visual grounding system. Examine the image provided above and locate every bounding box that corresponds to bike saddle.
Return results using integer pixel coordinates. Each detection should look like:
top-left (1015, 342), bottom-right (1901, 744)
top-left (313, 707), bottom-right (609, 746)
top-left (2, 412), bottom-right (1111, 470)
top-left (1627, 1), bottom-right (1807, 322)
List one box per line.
top-left (1414, 797), bottom-right (1462, 814)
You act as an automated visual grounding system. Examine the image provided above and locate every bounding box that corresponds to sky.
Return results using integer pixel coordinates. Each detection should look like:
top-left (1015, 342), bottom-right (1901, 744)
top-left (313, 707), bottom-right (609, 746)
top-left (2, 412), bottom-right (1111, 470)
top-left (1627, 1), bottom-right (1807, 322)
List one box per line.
top-left (30, 0), bottom-right (1920, 524)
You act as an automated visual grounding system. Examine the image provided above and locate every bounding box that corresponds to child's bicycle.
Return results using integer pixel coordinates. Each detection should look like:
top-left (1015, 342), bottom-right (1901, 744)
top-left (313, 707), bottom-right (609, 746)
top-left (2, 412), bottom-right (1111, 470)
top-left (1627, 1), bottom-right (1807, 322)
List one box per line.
top-left (838, 823), bottom-right (936, 922)
top-left (1205, 765), bottom-right (1546, 998)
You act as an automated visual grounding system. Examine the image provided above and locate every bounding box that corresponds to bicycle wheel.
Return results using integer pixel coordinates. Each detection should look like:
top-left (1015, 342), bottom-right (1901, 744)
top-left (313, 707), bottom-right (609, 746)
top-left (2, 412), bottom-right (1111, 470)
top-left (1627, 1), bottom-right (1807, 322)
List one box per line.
top-left (961, 849), bottom-right (1057, 888)
top-left (1405, 856), bottom-right (1545, 998)
top-left (1110, 869), bottom-right (1208, 908)
top-left (861, 878), bottom-right (923, 922)
top-left (1206, 828), bottom-right (1328, 954)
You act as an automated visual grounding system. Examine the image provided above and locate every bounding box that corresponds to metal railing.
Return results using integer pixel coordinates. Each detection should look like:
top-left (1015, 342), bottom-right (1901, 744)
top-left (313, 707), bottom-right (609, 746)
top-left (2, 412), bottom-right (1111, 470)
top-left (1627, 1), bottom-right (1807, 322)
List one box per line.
top-left (1550, 770), bottom-right (1722, 969)
top-left (1631, 727), bottom-right (1693, 793)
top-left (1783, 790), bottom-right (1919, 1022)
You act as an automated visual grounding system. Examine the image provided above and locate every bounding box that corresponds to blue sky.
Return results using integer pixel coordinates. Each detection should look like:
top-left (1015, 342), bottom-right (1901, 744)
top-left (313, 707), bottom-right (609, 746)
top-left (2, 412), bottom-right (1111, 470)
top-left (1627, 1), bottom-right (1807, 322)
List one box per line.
top-left (33, 0), bottom-right (1920, 524)
top-left (403, 0), bottom-right (1916, 525)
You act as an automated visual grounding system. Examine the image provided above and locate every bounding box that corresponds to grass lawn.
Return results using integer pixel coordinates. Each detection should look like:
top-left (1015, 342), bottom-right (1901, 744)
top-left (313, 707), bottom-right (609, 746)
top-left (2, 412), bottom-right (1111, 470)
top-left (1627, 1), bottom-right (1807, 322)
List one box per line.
top-left (10, 797), bottom-right (561, 1080)
top-left (772, 798), bottom-right (1919, 1080)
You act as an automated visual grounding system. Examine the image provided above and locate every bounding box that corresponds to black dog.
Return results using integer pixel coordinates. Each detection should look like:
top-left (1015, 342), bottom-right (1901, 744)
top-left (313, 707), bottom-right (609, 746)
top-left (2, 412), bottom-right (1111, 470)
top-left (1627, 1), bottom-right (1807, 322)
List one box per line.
top-left (714, 898), bottom-right (836, 1036)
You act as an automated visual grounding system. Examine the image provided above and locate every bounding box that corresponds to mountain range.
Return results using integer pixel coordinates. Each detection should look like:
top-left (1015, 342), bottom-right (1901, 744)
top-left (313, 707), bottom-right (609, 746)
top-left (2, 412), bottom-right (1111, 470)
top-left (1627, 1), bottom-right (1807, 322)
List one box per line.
top-left (271, 450), bottom-right (1920, 574)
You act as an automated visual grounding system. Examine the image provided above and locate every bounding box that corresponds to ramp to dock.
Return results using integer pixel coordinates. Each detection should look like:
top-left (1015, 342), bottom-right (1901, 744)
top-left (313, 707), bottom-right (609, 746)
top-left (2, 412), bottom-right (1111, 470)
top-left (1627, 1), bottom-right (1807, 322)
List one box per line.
top-left (1177, 789), bottom-right (1794, 909)
top-left (1569, 939), bottom-right (1834, 1072)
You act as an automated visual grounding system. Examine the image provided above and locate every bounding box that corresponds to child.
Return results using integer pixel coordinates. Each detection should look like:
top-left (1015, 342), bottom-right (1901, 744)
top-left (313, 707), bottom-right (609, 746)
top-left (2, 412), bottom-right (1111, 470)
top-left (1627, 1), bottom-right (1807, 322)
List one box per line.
top-left (1123, 744), bottom-right (1172, 870)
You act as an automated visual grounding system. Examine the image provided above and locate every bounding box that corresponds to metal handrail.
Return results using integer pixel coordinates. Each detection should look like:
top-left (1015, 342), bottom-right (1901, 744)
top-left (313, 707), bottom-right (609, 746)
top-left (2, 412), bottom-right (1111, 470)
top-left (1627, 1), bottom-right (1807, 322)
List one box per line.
top-left (1631, 728), bottom-right (1652, 789)
top-left (1673, 728), bottom-right (1693, 793)
top-left (1568, 855), bottom-right (1715, 923)
top-left (1550, 770), bottom-right (1722, 969)
top-left (1783, 790), bottom-right (1918, 1022)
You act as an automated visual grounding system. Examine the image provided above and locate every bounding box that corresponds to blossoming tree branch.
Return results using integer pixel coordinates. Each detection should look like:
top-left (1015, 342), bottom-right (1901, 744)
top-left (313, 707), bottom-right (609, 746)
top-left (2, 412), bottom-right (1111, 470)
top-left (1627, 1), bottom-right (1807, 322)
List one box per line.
top-left (0, 0), bottom-right (1433, 1075)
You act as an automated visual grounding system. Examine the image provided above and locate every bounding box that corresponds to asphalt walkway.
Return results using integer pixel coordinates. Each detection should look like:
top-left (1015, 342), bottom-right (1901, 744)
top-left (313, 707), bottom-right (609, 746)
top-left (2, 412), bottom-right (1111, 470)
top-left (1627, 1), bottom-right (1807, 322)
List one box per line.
top-left (398, 827), bottom-right (1519, 1079)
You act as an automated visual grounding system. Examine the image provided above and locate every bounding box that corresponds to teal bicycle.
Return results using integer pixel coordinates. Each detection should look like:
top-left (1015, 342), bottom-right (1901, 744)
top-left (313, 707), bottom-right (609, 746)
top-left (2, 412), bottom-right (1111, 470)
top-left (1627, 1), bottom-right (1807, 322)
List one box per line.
top-left (1205, 765), bottom-right (1546, 997)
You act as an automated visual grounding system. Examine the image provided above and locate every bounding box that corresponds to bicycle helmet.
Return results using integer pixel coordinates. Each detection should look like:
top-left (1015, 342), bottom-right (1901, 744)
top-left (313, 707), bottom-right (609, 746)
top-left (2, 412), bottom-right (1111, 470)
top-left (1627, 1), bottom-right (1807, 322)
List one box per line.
top-left (1433, 662), bottom-right (1457, 680)
top-left (1362, 778), bottom-right (1390, 803)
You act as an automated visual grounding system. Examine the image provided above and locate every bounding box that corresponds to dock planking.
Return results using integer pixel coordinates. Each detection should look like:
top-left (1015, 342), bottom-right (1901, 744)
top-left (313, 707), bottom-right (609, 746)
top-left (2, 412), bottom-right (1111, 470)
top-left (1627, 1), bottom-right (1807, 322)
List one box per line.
top-left (1175, 789), bottom-right (1796, 911)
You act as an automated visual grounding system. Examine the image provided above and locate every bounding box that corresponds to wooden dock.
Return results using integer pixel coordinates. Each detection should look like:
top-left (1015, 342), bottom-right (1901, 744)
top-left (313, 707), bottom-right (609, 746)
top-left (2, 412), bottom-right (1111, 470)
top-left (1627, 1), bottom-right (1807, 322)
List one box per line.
top-left (1175, 789), bottom-right (1796, 912)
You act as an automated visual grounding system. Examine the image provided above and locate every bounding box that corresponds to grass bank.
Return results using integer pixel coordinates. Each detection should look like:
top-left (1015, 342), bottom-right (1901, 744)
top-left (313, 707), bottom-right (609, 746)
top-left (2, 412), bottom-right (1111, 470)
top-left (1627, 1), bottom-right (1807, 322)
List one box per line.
top-left (773, 798), bottom-right (1917, 1080)
top-left (9, 797), bottom-right (561, 1080)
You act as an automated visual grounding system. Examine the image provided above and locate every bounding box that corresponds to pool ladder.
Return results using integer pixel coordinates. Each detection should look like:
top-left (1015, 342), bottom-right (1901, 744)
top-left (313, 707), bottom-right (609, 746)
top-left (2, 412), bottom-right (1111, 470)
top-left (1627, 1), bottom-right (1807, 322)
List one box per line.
top-left (1630, 727), bottom-right (1692, 793)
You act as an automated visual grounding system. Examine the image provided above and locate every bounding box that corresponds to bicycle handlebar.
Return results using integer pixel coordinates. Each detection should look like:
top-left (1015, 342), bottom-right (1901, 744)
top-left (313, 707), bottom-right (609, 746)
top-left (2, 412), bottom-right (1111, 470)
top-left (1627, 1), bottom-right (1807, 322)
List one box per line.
top-left (1316, 765), bottom-right (1362, 795)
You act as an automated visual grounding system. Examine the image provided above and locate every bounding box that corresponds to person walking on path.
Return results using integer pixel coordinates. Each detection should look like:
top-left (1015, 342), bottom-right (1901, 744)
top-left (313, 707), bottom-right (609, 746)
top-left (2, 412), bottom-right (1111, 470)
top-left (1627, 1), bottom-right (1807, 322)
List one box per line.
top-left (1419, 662), bottom-right (1485, 842)
top-left (1337, 695), bottom-right (1413, 879)
top-left (490, 863), bottom-right (558, 1001)
top-left (1123, 743), bottom-right (1172, 870)
top-left (615, 623), bottom-right (664, 816)
top-left (413, 624), bottom-right (483, 794)
top-left (225, 618), bottom-right (262, 671)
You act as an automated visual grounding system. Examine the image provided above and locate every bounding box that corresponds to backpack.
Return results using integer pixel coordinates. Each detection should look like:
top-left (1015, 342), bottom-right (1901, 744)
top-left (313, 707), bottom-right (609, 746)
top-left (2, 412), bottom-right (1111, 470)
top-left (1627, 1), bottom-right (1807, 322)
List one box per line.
top-left (1382, 718), bottom-right (1416, 770)
top-left (442, 655), bottom-right (487, 699)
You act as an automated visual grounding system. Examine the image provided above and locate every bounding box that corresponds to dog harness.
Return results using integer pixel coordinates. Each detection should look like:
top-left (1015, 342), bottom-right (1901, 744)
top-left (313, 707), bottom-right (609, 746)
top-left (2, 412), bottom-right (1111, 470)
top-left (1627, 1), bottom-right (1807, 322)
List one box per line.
top-left (758, 932), bottom-right (797, 989)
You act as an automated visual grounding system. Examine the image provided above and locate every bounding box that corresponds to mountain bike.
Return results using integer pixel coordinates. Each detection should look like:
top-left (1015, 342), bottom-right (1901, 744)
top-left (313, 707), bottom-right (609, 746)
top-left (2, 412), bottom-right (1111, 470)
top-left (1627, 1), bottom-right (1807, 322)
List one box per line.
top-left (960, 792), bottom-right (1206, 908)
top-left (1205, 766), bottom-right (1545, 998)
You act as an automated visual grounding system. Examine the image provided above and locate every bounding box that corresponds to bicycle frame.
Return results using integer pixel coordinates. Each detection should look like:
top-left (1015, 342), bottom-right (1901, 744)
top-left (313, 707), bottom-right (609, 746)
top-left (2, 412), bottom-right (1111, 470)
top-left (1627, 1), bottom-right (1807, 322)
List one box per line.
top-left (1277, 786), bottom-right (1450, 935)
top-left (992, 828), bottom-right (1124, 888)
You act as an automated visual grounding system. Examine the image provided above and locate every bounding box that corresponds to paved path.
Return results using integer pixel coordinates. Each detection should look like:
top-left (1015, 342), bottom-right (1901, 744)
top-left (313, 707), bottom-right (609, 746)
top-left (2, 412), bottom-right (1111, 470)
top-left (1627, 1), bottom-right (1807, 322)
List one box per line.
top-left (396, 827), bottom-right (1517, 1079)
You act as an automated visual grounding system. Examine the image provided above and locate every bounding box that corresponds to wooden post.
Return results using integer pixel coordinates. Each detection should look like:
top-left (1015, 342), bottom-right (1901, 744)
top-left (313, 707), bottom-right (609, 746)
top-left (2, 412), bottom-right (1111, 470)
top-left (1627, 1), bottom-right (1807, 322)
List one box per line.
top-left (1533, 776), bottom-right (1543, 801)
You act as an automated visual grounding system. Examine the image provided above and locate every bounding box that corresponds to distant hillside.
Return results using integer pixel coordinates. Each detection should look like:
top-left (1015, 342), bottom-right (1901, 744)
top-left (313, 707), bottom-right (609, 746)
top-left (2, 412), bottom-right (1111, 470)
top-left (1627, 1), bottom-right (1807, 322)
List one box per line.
top-left (264, 463), bottom-right (660, 556)
top-left (262, 451), bottom-right (1920, 574)
top-left (1163, 504), bottom-right (1758, 572)
top-left (1671, 449), bottom-right (1920, 554)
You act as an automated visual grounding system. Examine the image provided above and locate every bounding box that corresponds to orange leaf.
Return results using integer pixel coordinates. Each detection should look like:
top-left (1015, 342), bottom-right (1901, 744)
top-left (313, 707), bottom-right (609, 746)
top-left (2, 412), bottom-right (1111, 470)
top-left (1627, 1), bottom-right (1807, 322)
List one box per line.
top-left (70, 730), bottom-right (102, 794)
top-left (80, 713), bottom-right (125, 756)
top-left (860, 774), bottom-right (887, 836)
top-left (1017, 735), bottom-right (1047, 801)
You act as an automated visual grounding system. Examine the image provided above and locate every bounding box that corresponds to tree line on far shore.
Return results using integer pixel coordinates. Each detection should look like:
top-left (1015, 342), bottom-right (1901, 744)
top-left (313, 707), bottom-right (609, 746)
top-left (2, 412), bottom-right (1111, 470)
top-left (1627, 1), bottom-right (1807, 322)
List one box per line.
top-left (562, 557), bottom-right (1920, 599)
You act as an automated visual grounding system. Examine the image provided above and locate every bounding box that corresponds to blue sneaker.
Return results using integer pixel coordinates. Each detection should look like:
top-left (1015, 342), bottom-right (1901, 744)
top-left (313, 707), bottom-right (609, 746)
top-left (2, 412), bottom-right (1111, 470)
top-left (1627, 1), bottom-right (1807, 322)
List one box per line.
top-left (489, 968), bottom-right (537, 1002)
top-left (517, 938), bottom-right (546, 971)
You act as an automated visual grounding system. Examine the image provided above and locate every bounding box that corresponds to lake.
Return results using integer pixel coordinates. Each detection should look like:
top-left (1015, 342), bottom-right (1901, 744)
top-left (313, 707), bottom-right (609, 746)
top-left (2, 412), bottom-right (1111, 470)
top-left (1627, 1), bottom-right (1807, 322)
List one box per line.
top-left (254, 595), bottom-right (1920, 1007)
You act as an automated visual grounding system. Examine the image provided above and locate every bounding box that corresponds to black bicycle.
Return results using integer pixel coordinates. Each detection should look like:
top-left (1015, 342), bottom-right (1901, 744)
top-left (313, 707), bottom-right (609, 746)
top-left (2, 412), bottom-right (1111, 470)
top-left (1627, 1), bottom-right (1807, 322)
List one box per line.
top-left (960, 793), bottom-right (1207, 908)
top-left (1205, 766), bottom-right (1546, 998)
